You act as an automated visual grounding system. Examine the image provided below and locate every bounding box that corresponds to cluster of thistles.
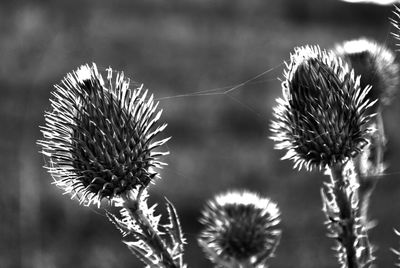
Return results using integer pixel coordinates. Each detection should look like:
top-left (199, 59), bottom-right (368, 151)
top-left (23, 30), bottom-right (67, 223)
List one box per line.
top-left (37, 24), bottom-right (400, 268)
top-left (38, 63), bottom-right (282, 267)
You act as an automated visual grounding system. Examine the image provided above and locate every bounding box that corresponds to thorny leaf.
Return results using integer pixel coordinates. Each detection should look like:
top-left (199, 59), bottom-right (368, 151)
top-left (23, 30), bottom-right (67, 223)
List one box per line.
top-left (164, 198), bottom-right (186, 254)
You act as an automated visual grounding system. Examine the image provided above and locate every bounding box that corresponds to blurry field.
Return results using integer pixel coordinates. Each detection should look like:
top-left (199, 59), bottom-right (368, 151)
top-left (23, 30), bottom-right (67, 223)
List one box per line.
top-left (1, 0), bottom-right (400, 267)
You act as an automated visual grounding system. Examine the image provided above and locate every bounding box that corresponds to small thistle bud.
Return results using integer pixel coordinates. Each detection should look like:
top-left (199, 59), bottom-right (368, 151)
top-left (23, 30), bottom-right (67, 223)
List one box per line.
top-left (38, 63), bottom-right (169, 205)
top-left (270, 46), bottom-right (376, 170)
top-left (335, 38), bottom-right (400, 107)
top-left (198, 191), bottom-right (281, 267)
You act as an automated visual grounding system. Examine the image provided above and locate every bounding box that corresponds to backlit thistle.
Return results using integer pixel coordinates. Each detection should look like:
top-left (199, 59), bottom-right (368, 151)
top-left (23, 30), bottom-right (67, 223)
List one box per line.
top-left (270, 46), bottom-right (376, 170)
top-left (38, 63), bottom-right (169, 206)
top-left (335, 38), bottom-right (399, 108)
top-left (198, 191), bottom-right (281, 267)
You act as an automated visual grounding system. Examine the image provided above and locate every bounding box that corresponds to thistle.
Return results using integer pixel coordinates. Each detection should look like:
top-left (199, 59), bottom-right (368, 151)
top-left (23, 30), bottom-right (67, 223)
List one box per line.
top-left (38, 63), bottom-right (169, 206)
top-left (270, 46), bottom-right (377, 268)
top-left (335, 38), bottom-right (399, 108)
top-left (198, 190), bottom-right (281, 268)
top-left (270, 45), bottom-right (376, 170)
top-left (38, 63), bottom-right (186, 268)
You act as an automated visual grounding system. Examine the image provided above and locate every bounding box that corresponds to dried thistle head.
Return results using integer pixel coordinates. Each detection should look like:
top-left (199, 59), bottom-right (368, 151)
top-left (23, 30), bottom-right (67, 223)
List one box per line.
top-left (270, 46), bottom-right (376, 171)
top-left (335, 38), bottom-right (399, 107)
top-left (198, 190), bottom-right (281, 267)
top-left (38, 63), bottom-right (169, 205)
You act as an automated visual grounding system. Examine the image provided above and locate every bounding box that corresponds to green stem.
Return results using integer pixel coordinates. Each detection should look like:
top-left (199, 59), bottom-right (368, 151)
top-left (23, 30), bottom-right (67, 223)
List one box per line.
top-left (330, 163), bottom-right (359, 268)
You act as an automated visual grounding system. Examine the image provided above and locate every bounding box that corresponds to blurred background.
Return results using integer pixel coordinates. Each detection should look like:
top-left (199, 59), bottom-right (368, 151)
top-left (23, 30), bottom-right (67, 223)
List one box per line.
top-left (1, 0), bottom-right (400, 267)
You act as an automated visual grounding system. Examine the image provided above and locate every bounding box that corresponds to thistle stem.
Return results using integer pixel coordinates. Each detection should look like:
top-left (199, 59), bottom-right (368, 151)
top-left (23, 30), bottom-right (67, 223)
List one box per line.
top-left (330, 163), bottom-right (359, 268)
top-left (122, 194), bottom-right (178, 268)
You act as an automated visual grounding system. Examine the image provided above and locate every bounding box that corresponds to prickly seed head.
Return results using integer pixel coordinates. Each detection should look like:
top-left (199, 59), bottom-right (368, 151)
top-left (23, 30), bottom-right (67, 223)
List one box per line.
top-left (38, 63), bottom-right (169, 205)
top-left (199, 191), bottom-right (281, 265)
top-left (270, 46), bottom-right (376, 170)
top-left (335, 38), bottom-right (399, 107)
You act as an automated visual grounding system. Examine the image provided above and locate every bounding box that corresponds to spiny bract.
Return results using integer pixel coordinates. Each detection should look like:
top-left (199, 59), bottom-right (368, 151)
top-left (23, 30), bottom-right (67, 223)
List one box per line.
top-left (199, 191), bottom-right (281, 266)
top-left (38, 63), bottom-right (169, 205)
top-left (270, 46), bottom-right (376, 171)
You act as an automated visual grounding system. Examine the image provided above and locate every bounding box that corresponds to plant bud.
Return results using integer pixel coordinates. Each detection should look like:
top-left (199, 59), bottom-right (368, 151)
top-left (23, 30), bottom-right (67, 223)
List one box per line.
top-left (199, 191), bottom-right (281, 266)
top-left (38, 63), bottom-right (169, 205)
top-left (335, 38), bottom-right (399, 107)
top-left (271, 46), bottom-right (376, 170)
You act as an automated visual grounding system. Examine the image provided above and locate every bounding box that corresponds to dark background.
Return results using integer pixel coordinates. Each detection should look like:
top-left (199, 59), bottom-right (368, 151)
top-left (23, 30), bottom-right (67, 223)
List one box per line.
top-left (1, 0), bottom-right (400, 267)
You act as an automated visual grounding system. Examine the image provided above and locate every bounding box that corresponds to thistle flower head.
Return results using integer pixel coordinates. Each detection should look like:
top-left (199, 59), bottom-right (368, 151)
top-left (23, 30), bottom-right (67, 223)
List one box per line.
top-left (198, 190), bottom-right (281, 266)
top-left (270, 46), bottom-right (376, 171)
top-left (335, 38), bottom-right (399, 107)
top-left (38, 63), bottom-right (169, 205)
